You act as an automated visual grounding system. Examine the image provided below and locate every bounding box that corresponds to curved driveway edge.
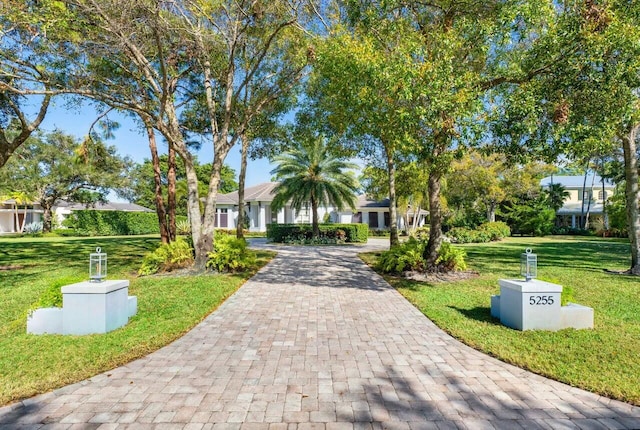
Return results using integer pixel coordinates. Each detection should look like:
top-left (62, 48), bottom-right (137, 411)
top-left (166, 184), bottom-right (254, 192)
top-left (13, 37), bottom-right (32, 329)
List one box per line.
top-left (2, 240), bottom-right (639, 429)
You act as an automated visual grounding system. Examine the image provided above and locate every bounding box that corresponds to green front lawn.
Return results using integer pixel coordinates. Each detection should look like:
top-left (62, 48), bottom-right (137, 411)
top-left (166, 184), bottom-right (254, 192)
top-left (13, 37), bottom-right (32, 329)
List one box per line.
top-left (361, 236), bottom-right (640, 405)
top-left (0, 235), bottom-right (275, 406)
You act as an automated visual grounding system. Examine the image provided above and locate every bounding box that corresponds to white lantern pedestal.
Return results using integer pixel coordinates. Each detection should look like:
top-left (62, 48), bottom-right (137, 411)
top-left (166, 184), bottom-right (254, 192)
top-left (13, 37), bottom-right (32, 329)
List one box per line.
top-left (27, 280), bottom-right (137, 335)
top-left (491, 278), bottom-right (593, 331)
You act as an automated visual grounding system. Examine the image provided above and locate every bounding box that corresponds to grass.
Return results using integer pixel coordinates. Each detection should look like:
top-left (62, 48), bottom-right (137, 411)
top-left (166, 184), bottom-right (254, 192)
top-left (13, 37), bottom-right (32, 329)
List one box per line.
top-left (0, 235), bottom-right (275, 406)
top-left (360, 235), bottom-right (640, 406)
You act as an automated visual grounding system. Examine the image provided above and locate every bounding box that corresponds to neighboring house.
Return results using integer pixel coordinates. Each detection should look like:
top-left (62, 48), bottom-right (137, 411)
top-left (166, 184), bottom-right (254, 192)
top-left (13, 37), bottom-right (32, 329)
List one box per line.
top-left (0, 199), bottom-right (44, 234)
top-left (540, 175), bottom-right (615, 229)
top-left (54, 201), bottom-right (154, 226)
top-left (216, 182), bottom-right (425, 232)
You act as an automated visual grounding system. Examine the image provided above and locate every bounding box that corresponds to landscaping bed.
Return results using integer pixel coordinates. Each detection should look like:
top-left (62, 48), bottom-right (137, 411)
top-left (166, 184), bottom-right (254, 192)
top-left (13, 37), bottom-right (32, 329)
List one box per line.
top-left (0, 235), bottom-right (275, 406)
top-left (360, 236), bottom-right (640, 405)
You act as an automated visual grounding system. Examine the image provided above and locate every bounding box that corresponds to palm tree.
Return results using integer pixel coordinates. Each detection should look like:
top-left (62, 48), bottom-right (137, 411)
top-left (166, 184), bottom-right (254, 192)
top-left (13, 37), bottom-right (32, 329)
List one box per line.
top-left (271, 138), bottom-right (359, 238)
top-left (545, 183), bottom-right (570, 213)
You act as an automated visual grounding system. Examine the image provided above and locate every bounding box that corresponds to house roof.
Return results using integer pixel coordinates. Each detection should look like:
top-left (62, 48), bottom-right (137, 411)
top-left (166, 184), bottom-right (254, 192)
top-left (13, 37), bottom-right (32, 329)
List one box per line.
top-left (218, 182), bottom-right (279, 205)
top-left (218, 183), bottom-right (392, 210)
top-left (540, 175), bottom-right (614, 188)
top-left (55, 201), bottom-right (153, 212)
top-left (356, 195), bottom-right (390, 208)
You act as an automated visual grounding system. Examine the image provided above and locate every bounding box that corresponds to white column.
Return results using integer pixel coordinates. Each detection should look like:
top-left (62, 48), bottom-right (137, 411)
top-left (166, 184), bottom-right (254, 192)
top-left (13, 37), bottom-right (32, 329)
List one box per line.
top-left (259, 203), bottom-right (266, 232)
top-left (571, 214), bottom-right (576, 228)
top-left (277, 208), bottom-right (285, 224)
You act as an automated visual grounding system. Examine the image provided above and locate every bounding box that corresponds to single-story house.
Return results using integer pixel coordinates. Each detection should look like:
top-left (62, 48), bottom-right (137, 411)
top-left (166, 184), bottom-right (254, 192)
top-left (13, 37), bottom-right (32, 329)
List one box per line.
top-left (215, 182), bottom-right (427, 233)
top-left (540, 175), bottom-right (615, 229)
top-left (0, 200), bottom-right (153, 234)
top-left (0, 199), bottom-right (44, 234)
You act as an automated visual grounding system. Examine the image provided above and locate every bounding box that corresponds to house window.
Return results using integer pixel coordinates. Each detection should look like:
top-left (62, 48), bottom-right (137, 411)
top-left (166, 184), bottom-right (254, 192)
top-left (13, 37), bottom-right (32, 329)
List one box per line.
top-left (582, 189), bottom-right (592, 201)
top-left (215, 208), bottom-right (228, 228)
top-left (598, 190), bottom-right (607, 200)
top-left (384, 212), bottom-right (390, 228)
top-left (352, 212), bottom-right (362, 223)
top-left (369, 212), bottom-right (379, 228)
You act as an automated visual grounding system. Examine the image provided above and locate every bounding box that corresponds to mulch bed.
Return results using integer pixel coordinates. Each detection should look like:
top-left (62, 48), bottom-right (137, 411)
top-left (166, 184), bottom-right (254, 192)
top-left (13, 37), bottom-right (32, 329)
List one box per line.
top-left (403, 270), bottom-right (480, 283)
top-left (0, 265), bottom-right (25, 271)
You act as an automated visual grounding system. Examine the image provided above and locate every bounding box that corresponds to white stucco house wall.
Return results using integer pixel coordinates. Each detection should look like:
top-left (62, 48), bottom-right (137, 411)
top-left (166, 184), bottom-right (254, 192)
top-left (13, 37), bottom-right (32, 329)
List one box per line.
top-left (215, 182), bottom-right (424, 232)
top-left (540, 175), bottom-right (615, 229)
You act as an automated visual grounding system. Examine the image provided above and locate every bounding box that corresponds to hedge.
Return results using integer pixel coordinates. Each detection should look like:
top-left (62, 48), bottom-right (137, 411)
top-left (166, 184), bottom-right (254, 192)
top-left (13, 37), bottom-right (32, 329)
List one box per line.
top-left (266, 223), bottom-right (369, 243)
top-left (63, 210), bottom-right (187, 236)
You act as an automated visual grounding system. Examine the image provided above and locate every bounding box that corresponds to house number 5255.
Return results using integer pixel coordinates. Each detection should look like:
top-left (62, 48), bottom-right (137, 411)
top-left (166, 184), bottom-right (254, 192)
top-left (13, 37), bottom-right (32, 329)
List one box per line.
top-left (529, 296), bottom-right (553, 305)
top-left (529, 295), bottom-right (555, 305)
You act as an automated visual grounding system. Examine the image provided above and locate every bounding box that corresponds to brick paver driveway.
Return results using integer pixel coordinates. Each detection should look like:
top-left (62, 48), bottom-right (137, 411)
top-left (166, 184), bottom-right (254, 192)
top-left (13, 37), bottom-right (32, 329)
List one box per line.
top-left (2, 240), bottom-right (640, 429)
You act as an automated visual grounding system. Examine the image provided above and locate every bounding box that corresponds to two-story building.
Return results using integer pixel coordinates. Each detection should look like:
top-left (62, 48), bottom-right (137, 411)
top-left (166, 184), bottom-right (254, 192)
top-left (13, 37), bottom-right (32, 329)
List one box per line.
top-left (540, 175), bottom-right (615, 229)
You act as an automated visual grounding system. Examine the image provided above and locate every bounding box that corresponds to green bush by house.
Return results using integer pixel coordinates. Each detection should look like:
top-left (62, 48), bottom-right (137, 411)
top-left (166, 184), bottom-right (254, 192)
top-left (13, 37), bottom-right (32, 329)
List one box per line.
top-left (63, 210), bottom-right (187, 236)
top-left (447, 221), bottom-right (511, 244)
top-left (266, 223), bottom-right (368, 243)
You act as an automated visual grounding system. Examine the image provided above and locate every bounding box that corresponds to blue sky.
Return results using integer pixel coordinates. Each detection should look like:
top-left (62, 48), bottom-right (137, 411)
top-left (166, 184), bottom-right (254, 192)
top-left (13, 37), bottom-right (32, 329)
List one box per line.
top-left (37, 100), bottom-right (277, 198)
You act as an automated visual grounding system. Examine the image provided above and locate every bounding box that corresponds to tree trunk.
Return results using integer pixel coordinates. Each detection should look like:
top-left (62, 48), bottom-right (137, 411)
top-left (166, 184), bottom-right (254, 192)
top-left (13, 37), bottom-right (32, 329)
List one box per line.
top-left (198, 152), bottom-right (230, 269)
top-left (311, 195), bottom-right (320, 238)
top-left (424, 171), bottom-right (444, 270)
top-left (180, 149), bottom-right (206, 268)
top-left (237, 134), bottom-right (249, 239)
top-left (487, 201), bottom-right (496, 223)
top-left (167, 143), bottom-right (177, 241)
top-left (19, 204), bottom-right (27, 233)
top-left (580, 163), bottom-right (589, 229)
top-left (584, 170), bottom-right (596, 229)
top-left (385, 146), bottom-right (399, 246)
top-left (146, 123), bottom-right (170, 244)
top-left (42, 199), bottom-right (54, 233)
top-left (621, 125), bottom-right (640, 275)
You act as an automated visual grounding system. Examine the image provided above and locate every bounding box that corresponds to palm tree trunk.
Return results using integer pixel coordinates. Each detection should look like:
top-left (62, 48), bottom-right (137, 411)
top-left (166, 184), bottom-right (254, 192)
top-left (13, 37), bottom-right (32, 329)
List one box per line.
top-left (237, 134), bottom-right (249, 239)
top-left (621, 125), bottom-right (640, 275)
top-left (311, 196), bottom-right (320, 238)
top-left (145, 123), bottom-right (170, 244)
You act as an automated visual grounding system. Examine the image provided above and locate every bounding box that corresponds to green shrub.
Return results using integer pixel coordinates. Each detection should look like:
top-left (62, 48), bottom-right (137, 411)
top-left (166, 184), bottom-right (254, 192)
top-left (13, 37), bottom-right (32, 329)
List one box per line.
top-left (377, 239), bottom-right (467, 273)
top-left (206, 234), bottom-right (256, 272)
top-left (266, 223), bottom-right (368, 243)
top-left (64, 210), bottom-right (189, 236)
top-left (176, 219), bottom-right (191, 235)
top-left (377, 237), bottom-right (426, 273)
top-left (477, 221), bottom-right (511, 240)
top-left (52, 228), bottom-right (83, 237)
top-left (435, 242), bottom-right (467, 271)
top-left (138, 237), bottom-right (194, 276)
top-left (447, 227), bottom-right (484, 244)
top-left (29, 276), bottom-right (84, 314)
top-left (369, 229), bottom-right (391, 237)
top-left (447, 222), bottom-right (510, 243)
top-left (412, 226), bottom-right (430, 240)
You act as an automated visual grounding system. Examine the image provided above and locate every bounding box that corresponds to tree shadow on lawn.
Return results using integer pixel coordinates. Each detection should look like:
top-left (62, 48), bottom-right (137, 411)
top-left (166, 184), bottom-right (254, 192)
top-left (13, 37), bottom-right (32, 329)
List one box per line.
top-left (465, 239), bottom-right (630, 274)
top-left (0, 237), bottom-right (158, 270)
top-left (447, 305), bottom-right (502, 326)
